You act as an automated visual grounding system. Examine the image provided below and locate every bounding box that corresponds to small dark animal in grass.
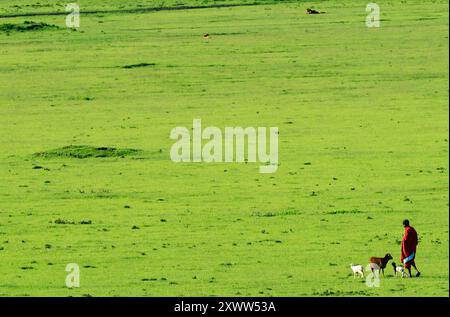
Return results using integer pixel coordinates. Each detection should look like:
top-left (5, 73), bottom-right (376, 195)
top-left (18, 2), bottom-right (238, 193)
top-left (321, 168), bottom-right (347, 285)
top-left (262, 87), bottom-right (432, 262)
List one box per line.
top-left (203, 33), bottom-right (210, 39)
top-left (306, 8), bottom-right (325, 14)
top-left (369, 253), bottom-right (393, 276)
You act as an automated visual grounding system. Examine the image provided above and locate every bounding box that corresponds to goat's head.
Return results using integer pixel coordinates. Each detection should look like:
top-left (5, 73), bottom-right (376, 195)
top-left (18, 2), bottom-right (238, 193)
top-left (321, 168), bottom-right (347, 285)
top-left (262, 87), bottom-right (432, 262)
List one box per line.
top-left (385, 253), bottom-right (393, 261)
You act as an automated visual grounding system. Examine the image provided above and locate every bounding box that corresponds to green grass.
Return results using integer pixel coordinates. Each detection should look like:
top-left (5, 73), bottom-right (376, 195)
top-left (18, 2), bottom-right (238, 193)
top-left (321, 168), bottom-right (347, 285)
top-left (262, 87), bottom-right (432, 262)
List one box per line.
top-left (0, 0), bottom-right (448, 297)
top-left (0, 0), bottom-right (292, 16)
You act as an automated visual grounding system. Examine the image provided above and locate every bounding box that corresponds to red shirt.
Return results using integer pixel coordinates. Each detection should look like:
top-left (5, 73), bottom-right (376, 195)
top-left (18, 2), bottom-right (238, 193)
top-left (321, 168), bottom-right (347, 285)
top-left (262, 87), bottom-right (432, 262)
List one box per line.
top-left (401, 226), bottom-right (418, 261)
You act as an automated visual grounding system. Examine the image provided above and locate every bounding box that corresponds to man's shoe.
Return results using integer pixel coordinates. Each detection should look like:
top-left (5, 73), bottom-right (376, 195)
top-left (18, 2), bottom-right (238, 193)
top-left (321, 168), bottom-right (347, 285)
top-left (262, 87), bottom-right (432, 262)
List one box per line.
top-left (415, 272), bottom-right (421, 277)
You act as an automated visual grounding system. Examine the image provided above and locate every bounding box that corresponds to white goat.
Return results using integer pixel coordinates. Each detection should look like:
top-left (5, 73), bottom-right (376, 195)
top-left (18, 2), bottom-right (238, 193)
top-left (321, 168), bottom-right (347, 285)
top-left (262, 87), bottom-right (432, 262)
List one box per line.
top-left (392, 262), bottom-right (407, 278)
top-left (350, 264), bottom-right (364, 278)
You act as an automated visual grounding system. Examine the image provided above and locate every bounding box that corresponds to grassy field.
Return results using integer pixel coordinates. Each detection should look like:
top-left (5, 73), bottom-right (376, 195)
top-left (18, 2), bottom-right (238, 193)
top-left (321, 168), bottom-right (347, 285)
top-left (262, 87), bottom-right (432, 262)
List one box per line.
top-left (0, 0), bottom-right (448, 297)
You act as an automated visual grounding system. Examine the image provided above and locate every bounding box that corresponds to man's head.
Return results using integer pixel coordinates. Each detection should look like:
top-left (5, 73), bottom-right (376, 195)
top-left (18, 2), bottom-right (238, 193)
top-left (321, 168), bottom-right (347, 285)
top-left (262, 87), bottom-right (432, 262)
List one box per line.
top-left (403, 219), bottom-right (410, 227)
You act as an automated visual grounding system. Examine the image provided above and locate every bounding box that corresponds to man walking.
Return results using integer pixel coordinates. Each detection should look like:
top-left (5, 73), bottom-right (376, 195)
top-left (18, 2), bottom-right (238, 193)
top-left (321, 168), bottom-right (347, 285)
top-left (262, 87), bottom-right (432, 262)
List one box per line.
top-left (401, 219), bottom-right (421, 277)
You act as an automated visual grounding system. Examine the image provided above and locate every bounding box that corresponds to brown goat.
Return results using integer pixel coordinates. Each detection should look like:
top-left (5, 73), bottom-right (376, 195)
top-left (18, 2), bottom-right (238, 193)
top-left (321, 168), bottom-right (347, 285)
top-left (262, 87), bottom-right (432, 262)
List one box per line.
top-left (369, 253), bottom-right (393, 276)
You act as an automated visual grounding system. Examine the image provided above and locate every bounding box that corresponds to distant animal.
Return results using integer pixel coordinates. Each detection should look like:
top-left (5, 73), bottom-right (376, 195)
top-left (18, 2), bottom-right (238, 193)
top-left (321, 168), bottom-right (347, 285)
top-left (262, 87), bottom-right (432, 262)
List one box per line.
top-left (369, 253), bottom-right (393, 276)
top-left (306, 8), bottom-right (325, 14)
top-left (392, 262), bottom-right (407, 278)
top-left (350, 264), bottom-right (364, 278)
top-left (203, 33), bottom-right (210, 39)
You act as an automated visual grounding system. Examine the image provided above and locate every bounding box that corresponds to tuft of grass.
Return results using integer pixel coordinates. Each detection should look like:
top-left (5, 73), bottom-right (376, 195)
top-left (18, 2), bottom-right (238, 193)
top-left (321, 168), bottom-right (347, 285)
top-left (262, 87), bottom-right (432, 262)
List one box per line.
top-left (325, 210), bottom-right (363, 215)
top-left (53, 218), bottom-right (92, 225)
top-left (33, 145), bottom-right (142, 159)
top-left (122, 63), bottom-right (156, 69)
top-left (0, 21), bottom-right (60, 33)
top-left (252, 210), bottom-right (302, 217)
